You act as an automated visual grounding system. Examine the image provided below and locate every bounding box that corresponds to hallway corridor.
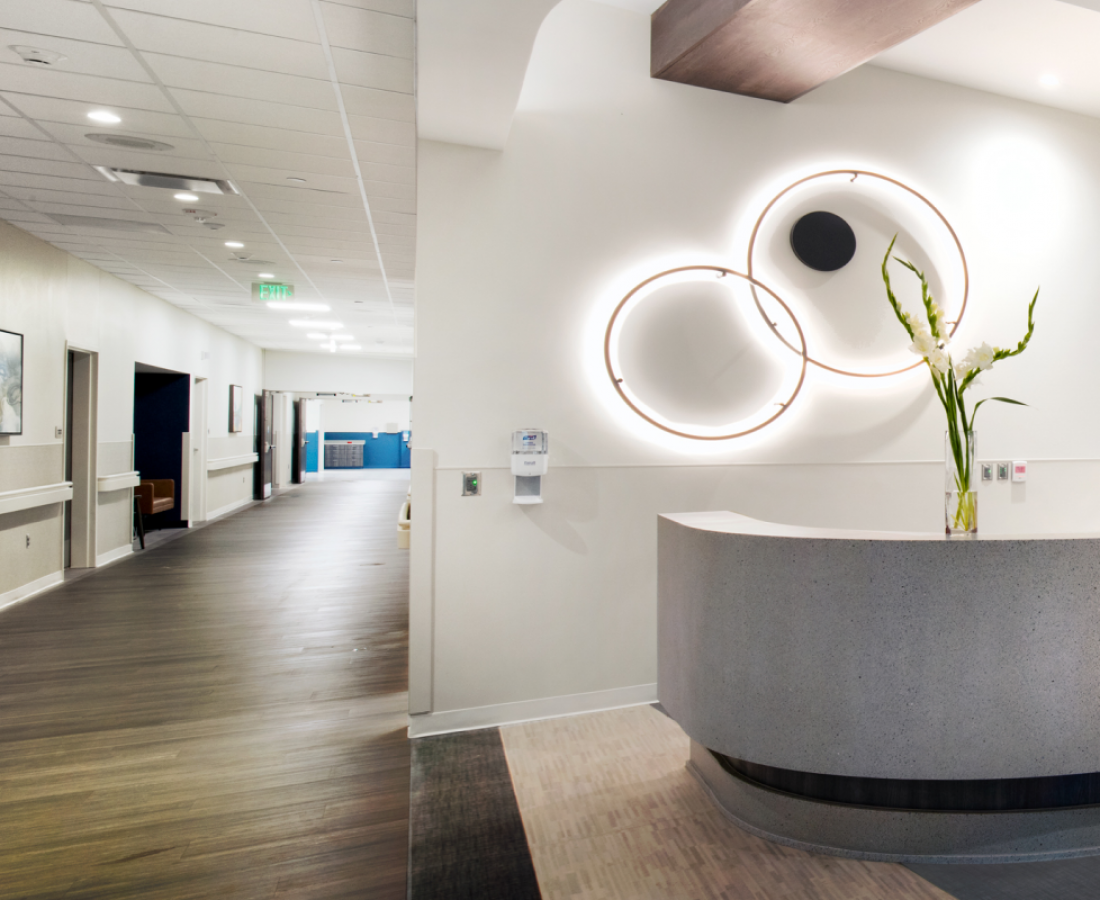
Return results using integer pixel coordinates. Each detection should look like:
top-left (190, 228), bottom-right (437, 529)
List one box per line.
top-left (0, 479), bottom-right (410, 899)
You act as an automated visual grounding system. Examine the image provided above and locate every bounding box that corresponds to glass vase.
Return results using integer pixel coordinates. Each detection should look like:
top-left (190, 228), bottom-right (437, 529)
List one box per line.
top-left (945, 430), bottom-right (977, 536)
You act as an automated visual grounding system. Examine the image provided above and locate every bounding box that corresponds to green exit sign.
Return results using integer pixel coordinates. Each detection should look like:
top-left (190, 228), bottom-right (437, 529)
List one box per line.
top-left (252, 282), bottom-right (295, 302)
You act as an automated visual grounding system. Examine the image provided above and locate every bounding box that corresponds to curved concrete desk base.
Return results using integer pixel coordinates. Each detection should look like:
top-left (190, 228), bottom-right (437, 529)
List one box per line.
top-left (690, 741), bottom-right (1100, 864)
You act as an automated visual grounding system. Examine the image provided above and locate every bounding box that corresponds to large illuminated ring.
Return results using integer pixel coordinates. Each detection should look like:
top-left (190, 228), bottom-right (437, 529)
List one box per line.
top-left (604, 266), bottom-right (808, 441)
top-left (747, 169), bottom-right (970, 378)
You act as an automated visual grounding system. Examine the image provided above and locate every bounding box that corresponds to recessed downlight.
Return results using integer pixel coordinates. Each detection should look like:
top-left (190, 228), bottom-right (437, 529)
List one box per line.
top-left (225, 241), bottom-right (244, 248)
top-left (306, 332), bottom-right (330, 340)
top-left (174, 192), bottom-right (199, 202)
top-left (257, 272), bottom-right (274, 278)
top-left (88, 110), bottom-right (121, 124)
top-left (1040, 74), bottom-right (1061, 89)
top-left (287, 177), bottom-right (307, 183)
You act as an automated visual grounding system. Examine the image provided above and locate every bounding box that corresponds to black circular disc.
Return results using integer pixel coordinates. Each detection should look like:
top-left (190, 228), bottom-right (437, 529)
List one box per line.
top-left (790, 211), bottom-right (857, 272)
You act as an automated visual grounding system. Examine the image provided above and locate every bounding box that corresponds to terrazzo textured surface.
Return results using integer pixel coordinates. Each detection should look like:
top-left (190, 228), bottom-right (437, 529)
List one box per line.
top-left (658, 513), bottom-right (1100, 781)
top-left (409, 729), bottom-right (541, 900)
top-left (691, 740), bottom-right (1100, 862)
top-left (500, 705), bottom-right (953, 899)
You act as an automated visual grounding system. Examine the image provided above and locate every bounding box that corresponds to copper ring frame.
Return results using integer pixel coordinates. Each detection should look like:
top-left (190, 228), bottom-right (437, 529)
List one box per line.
top-left (746, 169), bottom-right (970, 378)
top-left (604, 266), bottom-right (808, 441)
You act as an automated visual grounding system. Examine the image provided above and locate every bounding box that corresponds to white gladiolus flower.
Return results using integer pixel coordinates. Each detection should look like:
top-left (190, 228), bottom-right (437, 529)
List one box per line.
top-left (909, 330), bottom-right (938, 358)
top-left (970, 342), bottom-right (996, 371)
top-left (928, 348), bottom-right (951, 374)
top-left (953, 360), bottom-right (971, 381)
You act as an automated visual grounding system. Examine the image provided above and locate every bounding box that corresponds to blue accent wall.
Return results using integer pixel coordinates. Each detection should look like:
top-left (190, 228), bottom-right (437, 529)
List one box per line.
top-left (305, 431), bottom-right (319, 473)
top-left (134, 371), bottom-right (190, 525)
top-left (324, 432), bottom-right (410, 469)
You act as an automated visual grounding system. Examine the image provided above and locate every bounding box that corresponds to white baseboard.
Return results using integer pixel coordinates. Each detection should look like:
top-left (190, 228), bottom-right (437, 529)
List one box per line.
top-left (407, 683), bottom-right (658, 739)
top-left (205, 496), bottom-right (254, 522)
top-left (96, 544), bottom-right (133, 567)
top-left (0, 570), bottom-right (64, 614)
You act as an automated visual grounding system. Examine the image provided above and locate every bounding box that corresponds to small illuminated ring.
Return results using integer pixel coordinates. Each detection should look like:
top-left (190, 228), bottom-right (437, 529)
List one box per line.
top-left (604, 266), bottom-right (808, 441)
top-left (747, 169), bottom-right (970, 378)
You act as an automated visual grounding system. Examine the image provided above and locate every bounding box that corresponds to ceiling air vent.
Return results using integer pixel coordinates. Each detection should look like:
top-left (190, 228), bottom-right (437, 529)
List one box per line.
top-left (10, 45), bottom-right (66, 66)
top-left (49, 214), bottom-right (171, 234)
top-left (93, 167), bottom-right (238, 195)
top-left (85, 134), bottom-right (175, 152)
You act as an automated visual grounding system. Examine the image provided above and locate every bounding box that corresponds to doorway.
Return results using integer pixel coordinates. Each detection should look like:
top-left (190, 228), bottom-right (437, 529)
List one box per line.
top-left (134, 363), bottom-right (190, 531)
top-left (64, 348), bottom-right (97, 569)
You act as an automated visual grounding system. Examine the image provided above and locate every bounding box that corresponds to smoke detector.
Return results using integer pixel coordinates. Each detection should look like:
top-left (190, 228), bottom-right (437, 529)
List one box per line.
top-left (10, 45), bottom-right (66, 66)
top-left (85, 133), bottom-right (174, 152)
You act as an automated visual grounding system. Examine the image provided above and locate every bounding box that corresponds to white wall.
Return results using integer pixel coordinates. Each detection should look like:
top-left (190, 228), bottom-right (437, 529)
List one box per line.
top-left (411, 0), bottom-right (1100, 731)
top-left (0, 220), bottom-right (262, 600)
top-left (320, 397), bottom-right (410, 433)
top-left (263, 350), bottom-right (413, 395)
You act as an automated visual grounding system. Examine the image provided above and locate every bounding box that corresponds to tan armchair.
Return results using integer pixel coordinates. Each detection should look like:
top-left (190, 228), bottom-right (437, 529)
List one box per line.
top-left (137, 479), bottom-right (175, 516)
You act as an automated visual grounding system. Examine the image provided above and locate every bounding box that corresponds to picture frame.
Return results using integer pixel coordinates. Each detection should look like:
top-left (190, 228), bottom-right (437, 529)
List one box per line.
top-left (229, 384), bottom-right (244, 433)
top-left (0, 328), bottom-right (23, 435)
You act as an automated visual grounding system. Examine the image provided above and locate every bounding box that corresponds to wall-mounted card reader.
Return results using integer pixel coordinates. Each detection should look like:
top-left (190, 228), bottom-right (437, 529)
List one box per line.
top-left (462, 472), bottom-right (482, 496)
top-left (512, 429), bottom-right (548, 505)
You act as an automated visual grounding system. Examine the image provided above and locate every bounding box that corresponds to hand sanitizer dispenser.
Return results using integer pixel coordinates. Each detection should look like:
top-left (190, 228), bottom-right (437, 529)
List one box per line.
top-left (512, 429), bottom-right (548, 504)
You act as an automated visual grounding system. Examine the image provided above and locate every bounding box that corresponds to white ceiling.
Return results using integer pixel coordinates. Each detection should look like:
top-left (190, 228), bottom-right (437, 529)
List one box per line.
top-left (0, 0), bottom-right (415, 359)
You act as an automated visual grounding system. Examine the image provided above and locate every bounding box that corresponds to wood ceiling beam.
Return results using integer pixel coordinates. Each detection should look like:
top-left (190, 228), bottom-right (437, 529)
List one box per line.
top-left (651, 0), bottom-right (984, 103)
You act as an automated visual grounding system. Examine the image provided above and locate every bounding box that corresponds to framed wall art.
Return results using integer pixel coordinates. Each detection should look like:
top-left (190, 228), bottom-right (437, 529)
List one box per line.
top-left (0, 329), bottom-right (23, 435)
top-left (229, 384), bottom-right (244, 433)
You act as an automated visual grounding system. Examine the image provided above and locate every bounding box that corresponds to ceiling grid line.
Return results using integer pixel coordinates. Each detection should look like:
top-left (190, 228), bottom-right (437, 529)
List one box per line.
top-left (309, 0), bottom-right (399, 326)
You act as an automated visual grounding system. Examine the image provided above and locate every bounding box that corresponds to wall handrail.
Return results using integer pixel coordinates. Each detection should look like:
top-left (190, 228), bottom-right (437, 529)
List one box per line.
top-left (97, 471), bottom-right (140, 493)
top-left (207, 453), bottom-right (259, 472)
top-left (0, 482), bottom-right (74, 516)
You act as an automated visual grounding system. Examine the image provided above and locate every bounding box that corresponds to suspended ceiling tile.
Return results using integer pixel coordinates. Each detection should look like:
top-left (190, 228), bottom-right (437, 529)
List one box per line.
top-left (359, 159), bottom-right (414, 184)
top-left (192, 119), bottom-right (352, 158)
top-left (45, 123), bottom-right (209, 157)
top-left (339, 84), bottom-right (414, 122)
top-left (0, 65), bottom-right (171, 111)
top-left (320, 3), bottom-right (414, 57)
top-left (108, 10), bottom-right (329, 79)
top-left (103, 0), bottom-right (320, 42)
top-left (168, 90), bottom-right (345, 134)
top-left (363, 179), bottom-right (413, 200)
top-left (208, 142), bottom-right (355, 178)
top-left (4, 211), bottom-right (57, 224)
top-left (330, 47), bottom-right (414, 94)
top-left (66, 147), bottom-right (219, 177)
top-left (0, 31), bottom-right (150, 81)
top-left (366, 195), bottom-right (414, 214)
top-left (0, 154), bottom-right (98, 180)
top-left (222, 164), bottom-right (358, 195)
top-left (144, 54), bottom-right (337, 110)
top-left (0, 134), bottom-right (75, 161)
top-left (354, 139), bottom-right (414, 167)
top-left (3, 0), bottom-right (126, 46)
top-left (348, 114), bottom-right (414, 146)
top-left (5, 95), bottom-right (195, 136)
top-left (325, 0), bottom-right (415, 17)
top-left (235, 181), bottom-right (360, 207)
top-left (0, 116), bottom-right (54, 141)
top-left (249, 198), bottom-right (371, 219)
top-left (371, 209), bottom-right (415, 226)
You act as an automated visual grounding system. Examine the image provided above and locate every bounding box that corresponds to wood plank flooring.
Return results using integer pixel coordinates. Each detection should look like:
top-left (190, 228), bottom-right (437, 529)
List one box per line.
top-left (500, 705), bottom-right (956, 900)
top-left (0, 477), bottom-right (410, 900)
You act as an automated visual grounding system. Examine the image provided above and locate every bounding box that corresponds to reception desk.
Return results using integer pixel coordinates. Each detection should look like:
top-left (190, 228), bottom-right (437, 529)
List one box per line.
top-left (658, 512), bottom-right (1100, 862)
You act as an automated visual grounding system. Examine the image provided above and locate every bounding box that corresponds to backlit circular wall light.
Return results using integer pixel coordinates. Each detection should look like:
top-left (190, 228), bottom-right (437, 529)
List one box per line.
top-left (601, 168), bottom-right (970, 440)
top-left (604, 266), bottom-right (807, 441)
top-left (747, 169), bottom-right (969, 379)
top-left (789, 211), bottom-right (856, 271)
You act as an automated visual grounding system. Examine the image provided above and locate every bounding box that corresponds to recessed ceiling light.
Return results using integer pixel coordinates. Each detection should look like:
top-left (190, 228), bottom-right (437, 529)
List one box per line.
top-left (225, 241), bottom-right (244, 248)
top-left (87, 110), bottom-right (121, 124)
top-left (330, 259), bottom-right (342, 263)
top-left (340, 345), bottom-right (362, 350)
top-left (266, 301), bottom-right (330, 312)
top-left (257, 272), bottom-right (274, 278)
top-left (1040, 74), bottom-right (1060, 89)
top-left (174, 192), bottom-right (199, 202)
top-left (289, 319), bottom-right (343, 329)
top-left (287, 177), bottom-right (307, 183)
top-left (330, 334), bottom-right (355, 341)
top-left (306, 332), bottom-right (330, 340)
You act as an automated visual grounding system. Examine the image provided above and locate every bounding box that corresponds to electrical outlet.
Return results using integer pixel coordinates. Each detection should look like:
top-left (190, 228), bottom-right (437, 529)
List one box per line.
top-left (55, 426), bottom-right (63, 438)
top-left (25, 535), bottom-right (30, 548)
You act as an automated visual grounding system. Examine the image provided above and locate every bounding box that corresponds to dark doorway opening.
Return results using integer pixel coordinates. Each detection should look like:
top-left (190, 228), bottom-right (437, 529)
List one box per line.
top-left (134, 363), bottom-right (190, 530)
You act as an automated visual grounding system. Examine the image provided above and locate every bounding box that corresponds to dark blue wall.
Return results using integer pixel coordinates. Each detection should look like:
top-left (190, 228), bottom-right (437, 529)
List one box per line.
top-left (324, 432), bottom-right (410, 469)
top-left (134, 372), bottom-right (189, 525)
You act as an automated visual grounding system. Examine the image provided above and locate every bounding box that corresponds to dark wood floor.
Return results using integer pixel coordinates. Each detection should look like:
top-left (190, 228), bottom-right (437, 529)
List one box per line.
top-left (0, 478), bottom-right (410, 900)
